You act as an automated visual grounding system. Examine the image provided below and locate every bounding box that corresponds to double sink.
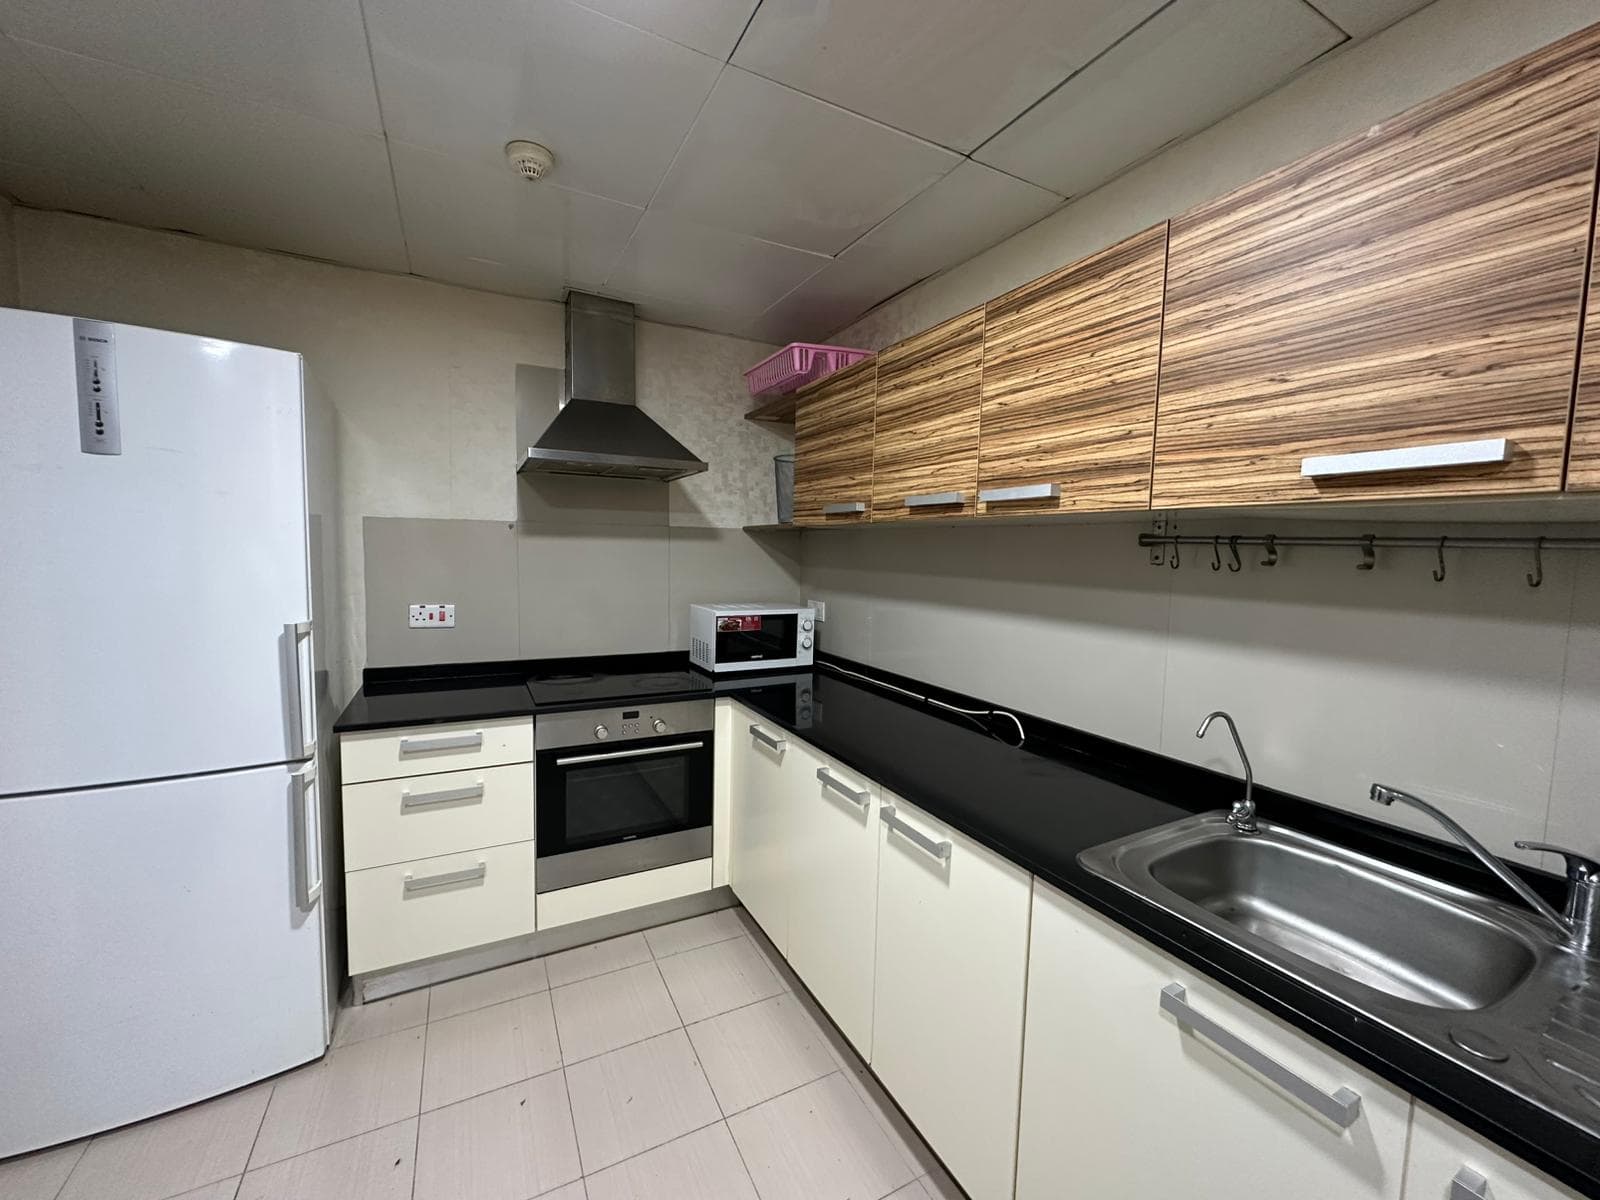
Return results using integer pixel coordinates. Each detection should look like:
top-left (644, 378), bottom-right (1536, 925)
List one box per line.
top-left (1080, 813), bottom-right (1600, 1133)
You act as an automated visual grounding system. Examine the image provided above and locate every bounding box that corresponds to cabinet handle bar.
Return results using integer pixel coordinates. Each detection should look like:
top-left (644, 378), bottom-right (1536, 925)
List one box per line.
top-left (903, 491), bottom-right (966, 508)
top-left (816, 767), bottom-right (870, 809)
top-left (979, 483), bottom-right (1061, 504)
top-left (403, 862), bottom-right (487, 893)
top-left (748, 724), bottom-right (787, 752)
top-left (401, 782), bottom-right (485, 809)
top-left (1159, 983), bottom-right (1361, 1127)
top-left (880, 804), bottom-right (951, 862)
top-left (399, 731), bottom-right (484, 754)
top-left (1300, 438), bottom-right (1513, 479)
top-left (822, 501), bottom-right (867, 515)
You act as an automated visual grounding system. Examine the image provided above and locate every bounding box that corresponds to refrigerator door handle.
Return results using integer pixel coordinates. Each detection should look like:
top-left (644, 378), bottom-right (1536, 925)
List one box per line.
top-left (291, 760), bottom-right (323, 912)
top-left (285, 621), bottom-right (316, 761)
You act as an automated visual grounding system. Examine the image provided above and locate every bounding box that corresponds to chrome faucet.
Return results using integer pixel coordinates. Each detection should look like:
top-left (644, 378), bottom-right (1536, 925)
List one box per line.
top-left (1370, 783), bottom-right (1600, 958)
top-left (1196, 711), bottom-right (1256, 835)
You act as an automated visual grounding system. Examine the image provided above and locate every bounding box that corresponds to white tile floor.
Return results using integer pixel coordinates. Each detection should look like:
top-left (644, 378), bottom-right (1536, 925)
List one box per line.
top-left (0, 907), bottom-right (964, 1200)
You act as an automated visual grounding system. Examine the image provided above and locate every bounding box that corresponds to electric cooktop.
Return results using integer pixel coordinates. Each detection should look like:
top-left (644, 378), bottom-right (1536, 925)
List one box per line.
top-left (527, 667), bottom-right (715, 708)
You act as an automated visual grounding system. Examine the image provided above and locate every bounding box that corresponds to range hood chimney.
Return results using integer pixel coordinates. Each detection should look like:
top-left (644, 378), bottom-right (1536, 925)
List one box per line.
top-left (518, 292), bottom-right (708, 482)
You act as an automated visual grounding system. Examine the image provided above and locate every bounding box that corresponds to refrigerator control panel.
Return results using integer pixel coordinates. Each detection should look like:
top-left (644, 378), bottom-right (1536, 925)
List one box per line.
top-left (408, 603), bottom-right (455, 628)
top-left (73, 318), bottom-right (122, 456)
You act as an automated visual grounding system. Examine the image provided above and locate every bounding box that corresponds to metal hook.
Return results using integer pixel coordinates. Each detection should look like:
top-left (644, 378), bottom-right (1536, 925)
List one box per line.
top-left (1432, 537), bottom-right (1447, 583)
top-left (1527, 537), bottom-right (1544, 589)
top-left (1169, 538), bottom-right (1180, 570)
top-left (1357, 534), bottom-right (1376, 571)
top-left (1227, 536), bottom-right (1242, 573)
top-left (1211, 536), bottom-right (1223, 572)
top-left (1259, 535), bottom-right (1278, 568)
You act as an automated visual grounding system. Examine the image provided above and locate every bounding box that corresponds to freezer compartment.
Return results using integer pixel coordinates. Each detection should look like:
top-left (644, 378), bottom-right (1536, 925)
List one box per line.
top-left (0, 764), bottom-right (328, 1156)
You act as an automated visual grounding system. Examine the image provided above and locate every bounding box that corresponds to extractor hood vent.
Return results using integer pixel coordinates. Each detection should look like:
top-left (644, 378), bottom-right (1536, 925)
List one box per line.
top-left (519, 292), bottom-right (708, 482)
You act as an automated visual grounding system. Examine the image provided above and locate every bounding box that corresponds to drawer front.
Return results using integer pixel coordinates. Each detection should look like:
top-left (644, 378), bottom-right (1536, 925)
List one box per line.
top-left (345, 841), bottom-right (535, 975)
top-left (341, 763), bottom-right (534, 871)
top-left (340, 717), bottom-right (533, 784)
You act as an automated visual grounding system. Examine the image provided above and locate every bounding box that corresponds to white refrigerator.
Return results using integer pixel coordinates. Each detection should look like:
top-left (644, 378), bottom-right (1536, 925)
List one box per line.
top-left (0, 308), bottom-right (329, 1156)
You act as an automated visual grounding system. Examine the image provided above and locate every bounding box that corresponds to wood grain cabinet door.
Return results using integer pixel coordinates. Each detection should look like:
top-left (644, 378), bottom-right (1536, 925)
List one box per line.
top-left (871, 307), bottom-right (984, 520)
top-left (1570, 217), bottom-right (1600, 492)
top-left (792, 356), bottom-right (876, 524)
top-left (978, 223), bottom-right (1168, 515)
top-left (1151, 27), bottom-right (1600, 509)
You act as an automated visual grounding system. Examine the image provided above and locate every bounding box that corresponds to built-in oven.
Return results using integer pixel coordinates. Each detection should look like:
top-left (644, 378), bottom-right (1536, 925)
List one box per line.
top-left (535, 698), bottom-right (714, 893)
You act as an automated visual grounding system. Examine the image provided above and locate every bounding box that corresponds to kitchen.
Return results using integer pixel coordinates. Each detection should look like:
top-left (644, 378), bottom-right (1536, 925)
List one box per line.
top-left (3, 0), bottom-right (1600, 1198)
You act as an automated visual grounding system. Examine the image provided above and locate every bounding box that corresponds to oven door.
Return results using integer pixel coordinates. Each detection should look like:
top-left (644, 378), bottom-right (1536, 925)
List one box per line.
top-left (713, 611), bottom-right (799, 667)
top-left (535, 734), bottom-right (713, 892)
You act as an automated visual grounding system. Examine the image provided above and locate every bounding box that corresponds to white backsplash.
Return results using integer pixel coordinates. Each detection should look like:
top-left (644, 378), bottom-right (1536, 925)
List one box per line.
top-left (801, 521), bottom-right (1600, 867)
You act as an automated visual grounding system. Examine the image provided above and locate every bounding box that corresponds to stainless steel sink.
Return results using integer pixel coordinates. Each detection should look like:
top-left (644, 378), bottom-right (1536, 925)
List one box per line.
top-left (1080, 813), bottom-right (1600, 1139)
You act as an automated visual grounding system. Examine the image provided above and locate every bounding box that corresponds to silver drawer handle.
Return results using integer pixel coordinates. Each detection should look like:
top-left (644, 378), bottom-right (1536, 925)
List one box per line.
top-left (1450, 1168), bottom-right (1488, 1200)
top-left (748, 724), bottom-right (787, 752)
top-left (880, 805), bottom-right (951, 862)
top-left (401, 781), bottom-right (485, 809)
top-left (979, 483), bottom-right (1060, 504)
top-left (1159, 983), bottom-right (1361, 1128)
top-left (816, 767), bottom-right (870, 810)
top-left (556, 741), bottom-right (704, 766)
top-left (399, 730), bottom-right (484, 755)
top-left (403, 862), bottom-right (487, 893)
top-left (1300, 437), bottom-right (1513, 479)
top-left (822, 501), bottom-right (867, 515)
top-left (903, 491), bottom-right (965, 508)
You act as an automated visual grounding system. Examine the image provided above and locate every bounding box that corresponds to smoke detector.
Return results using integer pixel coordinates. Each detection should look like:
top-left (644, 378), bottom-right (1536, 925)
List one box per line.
top-left (505, 140), bottom-right (556, 182)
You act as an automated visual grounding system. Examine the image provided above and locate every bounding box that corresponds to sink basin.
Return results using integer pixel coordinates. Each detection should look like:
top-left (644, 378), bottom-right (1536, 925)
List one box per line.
top-left (1081, 814), bottom-right (1540, 1012)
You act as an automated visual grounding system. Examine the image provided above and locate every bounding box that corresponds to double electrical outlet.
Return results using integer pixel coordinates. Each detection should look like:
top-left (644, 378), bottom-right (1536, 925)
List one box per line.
top-left (408, 603), bottom-right (455, 628)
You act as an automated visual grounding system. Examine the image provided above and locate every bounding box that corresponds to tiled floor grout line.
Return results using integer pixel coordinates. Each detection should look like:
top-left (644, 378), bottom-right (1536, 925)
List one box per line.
top-left (409, 1016), bottom-right (428, 1200)
top-left (237, 1114), bottom-right (419, 1182)
top-left (225, 1080), bottom-right (276, 1199)
top-left (577, 1114), bottom-right (727, 1185)
top-left (45, 1140), bottom-right (86, 1200)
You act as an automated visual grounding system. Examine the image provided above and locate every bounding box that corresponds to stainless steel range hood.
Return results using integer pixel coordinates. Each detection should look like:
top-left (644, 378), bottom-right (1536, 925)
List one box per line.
top-left (518, 292), bottom-right (708, 482)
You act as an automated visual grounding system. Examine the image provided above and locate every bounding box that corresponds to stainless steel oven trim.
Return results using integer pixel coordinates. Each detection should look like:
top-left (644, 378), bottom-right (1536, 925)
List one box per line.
top-left (555, 740), bottom-right (706, 766)
top-left (537, 698), bottom-right (714, 751)
top-left (536, 827), bottom-right (712, 893)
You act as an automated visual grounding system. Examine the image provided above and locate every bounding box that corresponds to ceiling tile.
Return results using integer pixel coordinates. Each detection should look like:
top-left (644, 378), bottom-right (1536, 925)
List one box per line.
top-left (1308, 0), bottom-right (1432, 37)
top-left (731, 0), bottom-right (1166, 152)
top-left (363, 0), bottom-right (721, 208)
top-left (0, 0), bottom-right (380, 132)
top-left (745, 159), bottom-right (1061, 344)
top-left (570, 0), bottom-right (758, 59)
top-left (651, 67), bottom-right (959, 255)
top-left (391, 140), bottom-right (641, 300)
top-left (604, 209), bottom-right (829, 321)
top-left (0, 33), bottom-right (117, 174)
top-left (0, 157), bottom-right (177, 230)
top-left (20, 44), bottom-right (408, 272)
top-left (975, 0), bottom-right (1344, 199)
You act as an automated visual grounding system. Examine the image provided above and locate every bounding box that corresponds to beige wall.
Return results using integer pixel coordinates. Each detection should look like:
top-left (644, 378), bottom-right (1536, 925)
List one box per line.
top-left (805, 0), bottom-right (1600, 865)
top-left (0, 195), bottom-right (18, 307)
top-left (832, 0), bottom-right (1600, 350)
top-left (11, 209), bottom-right (799, 705)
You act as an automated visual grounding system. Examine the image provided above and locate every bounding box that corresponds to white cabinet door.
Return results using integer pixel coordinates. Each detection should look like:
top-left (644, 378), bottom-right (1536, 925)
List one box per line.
top-left (729, 704), bottom-right (793, 954)
top-left (1404, 1104), bottom-right (1583, 1200)
top-left (870, 790), bottom-right (1031, 1200)
top-left (787, 746), bottom-right (879, 1055)
top-left (1017, 878), bottom-right (1412, 1200)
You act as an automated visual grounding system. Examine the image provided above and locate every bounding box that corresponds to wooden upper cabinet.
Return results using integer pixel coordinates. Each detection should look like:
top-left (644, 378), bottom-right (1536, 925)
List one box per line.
top-left (792, 357), bottom-right (877, 525)
top-left (871, 307), bottom-right (984, 520)
top-left (1570, 216), bottom-right (1600, 492)
top-left (979, 224), bottom-right (1168, 515)
top-left (1151, 26), bottom-right (1600, 509)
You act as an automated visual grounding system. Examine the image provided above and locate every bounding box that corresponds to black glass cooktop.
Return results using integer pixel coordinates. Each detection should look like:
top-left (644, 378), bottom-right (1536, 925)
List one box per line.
top-left (527, 668), bottom-right (715, 707)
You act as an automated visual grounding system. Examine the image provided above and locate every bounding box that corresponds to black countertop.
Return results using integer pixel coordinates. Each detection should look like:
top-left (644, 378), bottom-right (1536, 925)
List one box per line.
top-left (331, 653), bottom-right (1599, 1193)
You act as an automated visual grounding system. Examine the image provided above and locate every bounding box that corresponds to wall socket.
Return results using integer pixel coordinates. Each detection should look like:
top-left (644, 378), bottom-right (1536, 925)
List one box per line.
top-left (807, 598), bottom-right (827, 622)
top-left (409, 603), bottom-right (455, 628)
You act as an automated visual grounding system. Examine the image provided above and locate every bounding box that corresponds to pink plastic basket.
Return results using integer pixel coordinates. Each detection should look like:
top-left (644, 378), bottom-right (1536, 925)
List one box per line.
top-left (745, 343), bottom-right (873, 399)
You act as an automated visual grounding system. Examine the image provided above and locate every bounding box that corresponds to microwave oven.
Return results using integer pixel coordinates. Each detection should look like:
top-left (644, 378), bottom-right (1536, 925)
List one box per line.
top-left (689, 603), bottom-right (815, 673)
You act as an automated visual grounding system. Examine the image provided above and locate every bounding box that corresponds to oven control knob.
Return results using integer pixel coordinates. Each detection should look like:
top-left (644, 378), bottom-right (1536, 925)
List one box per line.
top-left (801, 636), bottom-right (813, 650)
top-left (802, 619), bottom-right (814, 632)
top-left (594, 723), bottom-right (609, 740)
top-left (652, 718), bottom-right (668, 734)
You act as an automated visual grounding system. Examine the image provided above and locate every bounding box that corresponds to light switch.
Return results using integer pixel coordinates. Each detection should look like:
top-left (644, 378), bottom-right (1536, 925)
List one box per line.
top-left (408, 603), bottom-right (455, 628)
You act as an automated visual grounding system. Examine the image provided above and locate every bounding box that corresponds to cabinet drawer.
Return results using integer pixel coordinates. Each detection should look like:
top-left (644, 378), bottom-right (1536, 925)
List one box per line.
top-left (345, 842), bottom-right (535, 975)
top-left (341, 763), bottom-right (534, 871)
top-left (340, 717), bottom-right (533, 784)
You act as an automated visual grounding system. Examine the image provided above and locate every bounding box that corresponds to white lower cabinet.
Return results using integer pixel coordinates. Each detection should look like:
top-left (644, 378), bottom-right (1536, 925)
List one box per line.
top-left (728, 704), bottom-right (794, 954)
top-left (1016, 878), bottom-right (1412, 1200)
top-left (1404, 1104), bottom-right (1582, 1200)
top-left (870, 789), bottom-right (1032, 1200)
top-left (785, 745), bottom-right (879, 1055)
